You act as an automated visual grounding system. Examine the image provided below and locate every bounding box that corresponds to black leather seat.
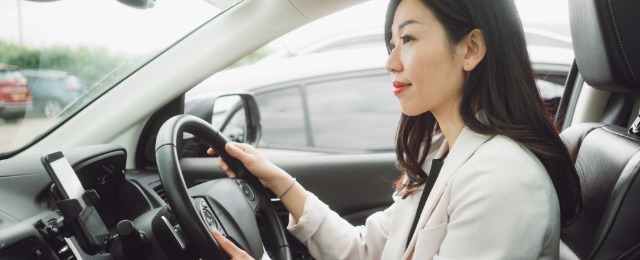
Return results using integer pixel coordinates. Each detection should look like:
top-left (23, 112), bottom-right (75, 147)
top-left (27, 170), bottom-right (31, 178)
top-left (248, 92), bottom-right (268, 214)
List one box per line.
top-left (559, 0), bottom-right (640, 259)
top-left (560, 124), bottom-right (640, 259)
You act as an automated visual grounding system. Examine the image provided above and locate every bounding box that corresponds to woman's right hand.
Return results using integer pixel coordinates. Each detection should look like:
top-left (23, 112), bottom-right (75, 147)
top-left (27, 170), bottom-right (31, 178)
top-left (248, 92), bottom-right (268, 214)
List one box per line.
top-left (207, 142), bottom-right (291, 194)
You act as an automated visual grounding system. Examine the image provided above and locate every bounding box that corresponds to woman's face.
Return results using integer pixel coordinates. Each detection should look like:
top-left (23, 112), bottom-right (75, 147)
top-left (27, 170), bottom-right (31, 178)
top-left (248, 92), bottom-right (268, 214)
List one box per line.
top-left (386, 0), bottom-right (467, 118)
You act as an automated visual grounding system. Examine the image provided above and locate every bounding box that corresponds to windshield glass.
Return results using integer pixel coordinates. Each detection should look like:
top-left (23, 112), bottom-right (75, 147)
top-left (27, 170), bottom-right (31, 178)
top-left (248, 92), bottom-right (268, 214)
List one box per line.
top-left (0, 0), bottom-right (232, 155)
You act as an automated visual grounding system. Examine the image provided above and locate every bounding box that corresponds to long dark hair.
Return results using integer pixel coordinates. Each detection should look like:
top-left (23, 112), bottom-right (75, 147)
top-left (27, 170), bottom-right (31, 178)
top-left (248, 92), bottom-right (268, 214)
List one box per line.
top-left (385, 0), bottom-right (581, 226)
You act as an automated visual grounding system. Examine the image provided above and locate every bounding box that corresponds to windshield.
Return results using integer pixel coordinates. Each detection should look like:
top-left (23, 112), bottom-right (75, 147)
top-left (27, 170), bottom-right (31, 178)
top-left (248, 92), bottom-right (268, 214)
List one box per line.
top-left (0, 0), bottom-right (232, 155)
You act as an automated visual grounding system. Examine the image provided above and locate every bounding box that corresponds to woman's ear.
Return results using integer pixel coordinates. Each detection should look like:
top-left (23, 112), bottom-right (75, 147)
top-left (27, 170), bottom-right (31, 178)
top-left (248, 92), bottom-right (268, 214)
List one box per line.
top-left (461, 29), bottom-right (486, 72)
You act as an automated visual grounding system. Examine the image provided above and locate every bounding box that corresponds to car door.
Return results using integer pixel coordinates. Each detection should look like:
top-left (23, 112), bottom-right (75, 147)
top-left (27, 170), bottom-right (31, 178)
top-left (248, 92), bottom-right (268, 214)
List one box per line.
top-left (181, 70), bottom-right (401, 227)
top-left (257, 70), bottom-right (401, 223)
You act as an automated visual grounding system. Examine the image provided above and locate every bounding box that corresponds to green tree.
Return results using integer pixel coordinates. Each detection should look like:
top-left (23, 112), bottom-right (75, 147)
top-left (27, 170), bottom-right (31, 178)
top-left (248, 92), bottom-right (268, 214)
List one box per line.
top-left (0, 40), bottom-right (129, 86)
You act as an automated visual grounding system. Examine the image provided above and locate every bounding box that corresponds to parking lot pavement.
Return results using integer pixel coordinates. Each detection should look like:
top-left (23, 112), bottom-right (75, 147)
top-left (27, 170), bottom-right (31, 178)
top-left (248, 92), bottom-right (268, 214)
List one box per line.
top-left (0, 118), bottom-right (53, 151)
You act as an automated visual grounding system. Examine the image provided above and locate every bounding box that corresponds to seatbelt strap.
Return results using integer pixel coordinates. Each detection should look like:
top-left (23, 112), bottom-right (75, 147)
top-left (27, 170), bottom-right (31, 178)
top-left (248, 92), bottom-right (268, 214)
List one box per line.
top-left (406, 158), bottom-right (444, 249)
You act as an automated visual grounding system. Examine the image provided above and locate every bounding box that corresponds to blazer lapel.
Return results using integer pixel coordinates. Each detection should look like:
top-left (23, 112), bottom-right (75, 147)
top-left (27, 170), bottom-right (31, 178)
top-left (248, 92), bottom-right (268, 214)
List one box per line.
top-left (403, 127), bottom-right (493, 257)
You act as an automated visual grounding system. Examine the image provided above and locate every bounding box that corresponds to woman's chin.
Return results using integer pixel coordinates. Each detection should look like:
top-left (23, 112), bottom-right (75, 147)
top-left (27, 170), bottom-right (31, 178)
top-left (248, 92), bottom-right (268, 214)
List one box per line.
top-left (401, 110), bottom-right (426, 117)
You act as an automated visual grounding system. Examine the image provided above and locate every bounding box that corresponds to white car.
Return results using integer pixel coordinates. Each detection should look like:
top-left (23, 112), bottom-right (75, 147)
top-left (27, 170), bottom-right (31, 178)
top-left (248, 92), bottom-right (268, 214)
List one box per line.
top-left (186, 44), bottom-right (572, 154)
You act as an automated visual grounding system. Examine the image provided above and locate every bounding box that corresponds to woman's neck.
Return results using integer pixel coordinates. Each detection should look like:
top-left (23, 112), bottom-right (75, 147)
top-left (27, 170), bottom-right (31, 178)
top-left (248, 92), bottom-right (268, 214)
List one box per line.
top-left (432, 108), bottom-right (464, 151)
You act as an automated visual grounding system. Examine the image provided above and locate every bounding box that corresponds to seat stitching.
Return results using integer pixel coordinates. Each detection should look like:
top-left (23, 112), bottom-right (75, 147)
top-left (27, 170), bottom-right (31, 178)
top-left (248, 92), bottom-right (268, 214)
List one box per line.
top-left (605, 0), bottom-right (638, 85)
top-left (616, 242), bottom-right (640, 260)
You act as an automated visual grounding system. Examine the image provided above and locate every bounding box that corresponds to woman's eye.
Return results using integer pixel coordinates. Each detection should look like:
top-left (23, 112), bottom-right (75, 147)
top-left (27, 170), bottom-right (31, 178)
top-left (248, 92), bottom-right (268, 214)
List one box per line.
top-left (401, 36), bottom-right (413, 44)
top-left (388, 35), bottom-right (412, 51)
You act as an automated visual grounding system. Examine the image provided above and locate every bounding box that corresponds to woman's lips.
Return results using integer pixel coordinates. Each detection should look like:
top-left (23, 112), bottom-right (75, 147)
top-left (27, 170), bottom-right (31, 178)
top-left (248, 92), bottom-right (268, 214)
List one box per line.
top-left (393, 82), bottom-right (411, 95)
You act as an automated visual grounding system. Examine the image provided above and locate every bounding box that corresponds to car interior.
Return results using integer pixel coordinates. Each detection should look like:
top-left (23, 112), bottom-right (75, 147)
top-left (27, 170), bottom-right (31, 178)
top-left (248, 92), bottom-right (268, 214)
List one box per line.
top-left (556, 0), bottom-right (640, 259)
top-left (0, 0), bottom-right (638, 259)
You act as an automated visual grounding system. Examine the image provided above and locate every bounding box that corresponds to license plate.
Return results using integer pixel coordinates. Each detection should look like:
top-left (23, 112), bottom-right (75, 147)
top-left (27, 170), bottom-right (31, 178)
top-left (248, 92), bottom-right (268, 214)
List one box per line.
top-left (11, 93), bottom-right (26, 101)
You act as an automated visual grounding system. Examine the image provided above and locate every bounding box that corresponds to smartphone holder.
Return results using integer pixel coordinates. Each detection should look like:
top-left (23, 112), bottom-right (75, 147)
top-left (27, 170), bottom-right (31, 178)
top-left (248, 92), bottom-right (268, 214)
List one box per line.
top-left (51, 184), bottom-right (110, 255)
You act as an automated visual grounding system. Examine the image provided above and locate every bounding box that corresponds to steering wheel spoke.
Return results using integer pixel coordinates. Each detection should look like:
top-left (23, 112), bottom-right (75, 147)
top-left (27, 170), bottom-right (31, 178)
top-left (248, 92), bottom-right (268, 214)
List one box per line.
top-left (189, 179), bottom-right (264, 257)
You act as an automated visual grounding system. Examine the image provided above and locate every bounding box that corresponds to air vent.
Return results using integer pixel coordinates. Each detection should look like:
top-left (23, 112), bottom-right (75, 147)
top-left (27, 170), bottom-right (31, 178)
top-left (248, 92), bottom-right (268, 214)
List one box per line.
top-left (153, 184), bottom-right (168, 203)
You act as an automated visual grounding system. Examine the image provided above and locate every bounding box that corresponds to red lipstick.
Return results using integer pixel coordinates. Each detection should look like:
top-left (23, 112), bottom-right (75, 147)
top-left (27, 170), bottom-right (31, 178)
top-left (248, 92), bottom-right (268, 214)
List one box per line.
top-left (393, 82), bottom-right (411, 95)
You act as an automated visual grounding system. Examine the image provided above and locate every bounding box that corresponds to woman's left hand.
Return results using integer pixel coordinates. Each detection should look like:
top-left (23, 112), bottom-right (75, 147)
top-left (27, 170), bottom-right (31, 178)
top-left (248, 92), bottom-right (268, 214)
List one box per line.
top-left (211, 230), bottom-right (254, 260)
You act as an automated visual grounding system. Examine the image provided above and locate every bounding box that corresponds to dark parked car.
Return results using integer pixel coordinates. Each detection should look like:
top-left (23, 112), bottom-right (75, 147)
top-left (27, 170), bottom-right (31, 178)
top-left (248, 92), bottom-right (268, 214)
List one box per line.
top-left (0, 64), bottom-right (31, 122)
top-left (21, 70), bottom-right (84, 118)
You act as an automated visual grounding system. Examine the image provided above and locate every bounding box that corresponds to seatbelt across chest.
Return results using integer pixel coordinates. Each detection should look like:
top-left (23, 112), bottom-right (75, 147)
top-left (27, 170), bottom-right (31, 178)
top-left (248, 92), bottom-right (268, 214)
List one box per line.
top-left (406, 158), bottom-right (444, 249)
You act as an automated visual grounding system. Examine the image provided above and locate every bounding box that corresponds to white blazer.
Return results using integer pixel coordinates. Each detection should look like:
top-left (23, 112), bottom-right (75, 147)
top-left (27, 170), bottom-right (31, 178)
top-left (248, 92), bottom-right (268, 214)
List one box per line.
top-left (287, 127), bottom-right (561, 259)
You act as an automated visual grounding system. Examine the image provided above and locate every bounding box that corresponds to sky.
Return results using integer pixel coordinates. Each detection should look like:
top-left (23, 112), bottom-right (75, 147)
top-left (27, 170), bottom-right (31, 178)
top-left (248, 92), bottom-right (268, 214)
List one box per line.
top-left (0, 0), bottom-right (569, 54)
top-left (0, 0), bottom-right (217, 55)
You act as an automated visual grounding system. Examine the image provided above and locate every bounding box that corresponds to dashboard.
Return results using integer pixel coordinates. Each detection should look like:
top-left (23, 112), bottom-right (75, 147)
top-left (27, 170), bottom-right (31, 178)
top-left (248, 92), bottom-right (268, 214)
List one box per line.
top-left (0, 144), bottom-right (166, 259)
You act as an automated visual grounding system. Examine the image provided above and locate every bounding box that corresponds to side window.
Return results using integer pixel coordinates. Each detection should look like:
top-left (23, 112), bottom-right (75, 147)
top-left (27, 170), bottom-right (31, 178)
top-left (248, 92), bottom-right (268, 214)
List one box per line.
top-left (0, 70), bottom-right (14, 81)
top-left (536, 78), bottom-right (565, 116)
top-left (518, 1), bottom-right (572, 118)
top-left (305, 73), bottom-right (399, 152)
top-left (255, 87), bottom-right (307, 148)
top-left (532, 59), bottom-right (571, 116)
top-left (12, 71), bottom-right (26, 82)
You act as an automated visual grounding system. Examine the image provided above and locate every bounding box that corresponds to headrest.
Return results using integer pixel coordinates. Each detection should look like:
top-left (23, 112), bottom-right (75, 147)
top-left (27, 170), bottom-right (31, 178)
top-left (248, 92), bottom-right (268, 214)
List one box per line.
top-left (569, 0), bottom-right (640, 92)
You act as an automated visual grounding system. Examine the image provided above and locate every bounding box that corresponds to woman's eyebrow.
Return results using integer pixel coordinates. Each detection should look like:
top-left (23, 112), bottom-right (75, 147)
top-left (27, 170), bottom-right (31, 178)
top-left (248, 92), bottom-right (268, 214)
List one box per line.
top-left (397, 19), bottom-right (424, 31)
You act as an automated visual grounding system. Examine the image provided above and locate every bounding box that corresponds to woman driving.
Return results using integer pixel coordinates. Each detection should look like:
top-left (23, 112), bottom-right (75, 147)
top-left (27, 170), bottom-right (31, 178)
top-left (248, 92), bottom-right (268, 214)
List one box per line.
top-left (209, 0), bottom-right (582, 258)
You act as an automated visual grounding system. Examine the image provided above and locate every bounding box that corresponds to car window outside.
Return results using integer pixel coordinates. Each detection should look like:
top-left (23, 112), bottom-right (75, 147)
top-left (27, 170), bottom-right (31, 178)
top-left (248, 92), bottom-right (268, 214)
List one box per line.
top-left (250, 72), bottom-right (399, 153)
top-left (186, 0), bottom-right (572, 155)
top-left (256, 87), bottom-right (308, 148)
top-left (0, 0), bottom-right (232, 155)
top-left (0, 70), bottom-right (15, 81)
top-left (305, 72), bottom-right (398, 152)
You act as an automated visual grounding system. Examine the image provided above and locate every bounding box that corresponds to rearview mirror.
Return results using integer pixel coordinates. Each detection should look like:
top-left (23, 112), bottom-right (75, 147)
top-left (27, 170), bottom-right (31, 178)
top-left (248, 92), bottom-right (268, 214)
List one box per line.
top-left (117, 0), bottom-right (155, 9)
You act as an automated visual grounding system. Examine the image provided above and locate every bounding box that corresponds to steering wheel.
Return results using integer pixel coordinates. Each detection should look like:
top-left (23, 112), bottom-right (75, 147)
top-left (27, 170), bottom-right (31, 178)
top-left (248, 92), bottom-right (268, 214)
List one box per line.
top-left (155, 114), bottom-right (292, 260)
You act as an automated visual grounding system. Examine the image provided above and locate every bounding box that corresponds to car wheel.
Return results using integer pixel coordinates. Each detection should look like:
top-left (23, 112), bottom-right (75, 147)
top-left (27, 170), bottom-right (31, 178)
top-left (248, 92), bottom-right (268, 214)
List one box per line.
top-left (43, 99), bottom-right (63, 118)
top-left (2, 117), bottom-right (21, 123)
top-left (2, 111), bottom-right (25, 123)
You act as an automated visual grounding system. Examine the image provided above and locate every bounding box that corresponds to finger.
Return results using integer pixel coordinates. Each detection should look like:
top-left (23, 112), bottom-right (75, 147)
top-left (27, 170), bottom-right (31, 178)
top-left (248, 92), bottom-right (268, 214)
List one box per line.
top-left (225, 143), bottom-right (246, 160)
top-left (230, 142), bottom-right (255, 152)
top-left (217, 159), bottom-right (237, 177)
top-left (218, 160), bottom-right (237, 178)
top-left (211, 230), bottom-right (251, 259)
top-left (225, 142), bottom-right (239, 153)
top-left (207, 148), bottom-right (216, 155)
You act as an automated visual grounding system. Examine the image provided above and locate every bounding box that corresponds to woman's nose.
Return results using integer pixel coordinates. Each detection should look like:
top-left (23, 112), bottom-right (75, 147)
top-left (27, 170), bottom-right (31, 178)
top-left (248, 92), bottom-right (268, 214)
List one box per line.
top-left (385, 48), bottom-right (402, 73)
